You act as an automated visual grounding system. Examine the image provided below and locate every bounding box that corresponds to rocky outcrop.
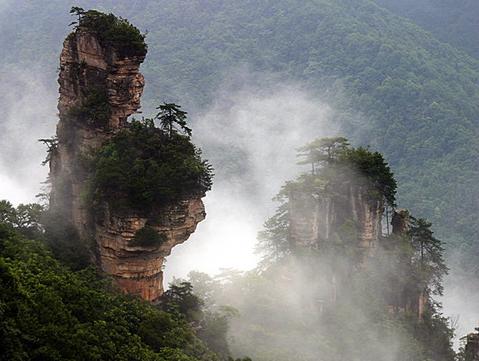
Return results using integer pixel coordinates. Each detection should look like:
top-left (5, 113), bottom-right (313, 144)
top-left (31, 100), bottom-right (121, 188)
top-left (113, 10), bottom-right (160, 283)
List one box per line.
top-left (51, 28), bottom-right (146, 239)
top-left (50, 26), bottom-right (206, 301)
top-left (288, 184), bottom-right (383, 258)
top-left (96, 199), bottom-right (205, 301)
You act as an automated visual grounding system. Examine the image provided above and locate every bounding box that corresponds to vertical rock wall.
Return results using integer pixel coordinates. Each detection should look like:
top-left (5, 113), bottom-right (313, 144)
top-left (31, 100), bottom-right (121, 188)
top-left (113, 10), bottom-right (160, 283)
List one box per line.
top-left (51, 28), bottom-right (146, 239)
top-left (50, 27), bottom-right (206, 302)
top-left (288, 184), bottom-right (383, 257)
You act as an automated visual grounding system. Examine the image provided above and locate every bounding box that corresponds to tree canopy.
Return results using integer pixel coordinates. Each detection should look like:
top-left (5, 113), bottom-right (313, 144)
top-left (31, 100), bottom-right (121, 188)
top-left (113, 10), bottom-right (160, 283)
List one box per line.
top-left (69, 6), bottom-right (147, 58)
top-left (90, 116), bottom-right (213, 215)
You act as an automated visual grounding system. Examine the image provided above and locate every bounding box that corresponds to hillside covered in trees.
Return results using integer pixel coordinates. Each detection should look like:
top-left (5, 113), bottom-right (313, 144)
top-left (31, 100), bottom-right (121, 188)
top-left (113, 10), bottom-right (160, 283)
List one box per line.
top-left (1, 0), bottom-right (478, 281)
top-left (373, 0), bottom-right (479, 59)
top-left (0, 208), bottom-right (250, 361)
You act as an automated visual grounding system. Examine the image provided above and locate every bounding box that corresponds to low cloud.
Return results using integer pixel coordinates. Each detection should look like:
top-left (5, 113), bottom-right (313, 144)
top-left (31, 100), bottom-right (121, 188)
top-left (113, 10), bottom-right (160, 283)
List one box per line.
top-left (165, 74), bottom-right (339, 280)
top-left (0, 66), bottom-right (56, 204)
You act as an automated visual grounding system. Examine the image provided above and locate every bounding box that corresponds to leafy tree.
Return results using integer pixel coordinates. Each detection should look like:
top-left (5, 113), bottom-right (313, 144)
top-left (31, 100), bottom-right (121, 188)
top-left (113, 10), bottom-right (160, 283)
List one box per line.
top-left (90, 118), bottom-right (213, 215)
top-left (0, 200), bottom-right (44, 237)
top-left (297, 137), bottom-right (349, 174)
top-left (69, 6), bottom-right (85, 26)
top-left (160, 282), bottom-right (204, 324)
top-left (340, 146), bottom-right (397, 207)
top-left (256, 202), bottom-right (290, 265)
top-left (409, 217), bottom-right (448, 296)
top-left (156, 103), bottom-right (192, 138)
top-left (295, 138), bottom-right (397, 207)
top-left (0, 200), bottom-right (15, 225)
top-left (0, 223), bottom-right (220, 361)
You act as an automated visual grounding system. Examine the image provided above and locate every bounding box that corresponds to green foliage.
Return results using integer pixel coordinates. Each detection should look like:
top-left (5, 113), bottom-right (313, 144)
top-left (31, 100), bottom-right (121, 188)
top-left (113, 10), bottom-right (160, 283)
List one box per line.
top-left (90, 118), bottom-right (213, 215)
top-left (131, 225), bottom-right (167, 247)
top-left (409, 217), bottom-right (448, 296)
top-left (256, 203), bottom-right (290, 265)
top-left (0, 221), bottom-right (222, 361)
top-left (296, 137), bottom-right (349, 174)
top-left (68, 86), bottom-right (111, 127)
top-left (373, 0), bottom-right (479, 58)
top-left (70, 7), bottom-right (147, 58)
top-left (293, 138), bottom-right (397, 207)
top-left (156, 103), bottom-right (192, 138)
top-left (160, 282), bottom-right (204, 324)
top-left (162, 278), bottom-right (244, 361)
top-left (340, 146), bottom-right (397, 207)
top-left (246, 145), bottom-right (454, 361)
top-left (0, 200), bottom-right (44, 238)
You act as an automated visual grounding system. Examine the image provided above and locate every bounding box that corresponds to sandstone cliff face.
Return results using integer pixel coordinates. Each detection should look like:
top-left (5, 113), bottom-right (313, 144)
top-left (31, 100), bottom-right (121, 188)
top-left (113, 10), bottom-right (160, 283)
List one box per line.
top-left (52, 28), bottom-right (146, 237)
top-left (288, 184), bottom-right (383, 257)
top-left (50, 27), bottom-right (205, 301)
top-left (96, 199), bottom-right (205, 301)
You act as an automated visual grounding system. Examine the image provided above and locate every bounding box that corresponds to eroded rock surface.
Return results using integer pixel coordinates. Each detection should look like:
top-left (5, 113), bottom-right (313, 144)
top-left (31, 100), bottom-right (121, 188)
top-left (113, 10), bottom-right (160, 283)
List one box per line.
top-left (288, 184), bottom-right (383, 257)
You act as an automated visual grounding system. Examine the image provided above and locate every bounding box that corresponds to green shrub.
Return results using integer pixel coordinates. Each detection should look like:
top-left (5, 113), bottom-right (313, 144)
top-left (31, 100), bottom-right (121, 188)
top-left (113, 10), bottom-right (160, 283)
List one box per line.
top-left (71, 7), bottom-right (147, 58)
top-left (131, 225), bottom-right (167, 247)
top-left (68, 86), bottom-right (111, 127)
top-left (90, 119), bottom-right (213, 215)
top-left (340, 146), bottom-right (397, 206)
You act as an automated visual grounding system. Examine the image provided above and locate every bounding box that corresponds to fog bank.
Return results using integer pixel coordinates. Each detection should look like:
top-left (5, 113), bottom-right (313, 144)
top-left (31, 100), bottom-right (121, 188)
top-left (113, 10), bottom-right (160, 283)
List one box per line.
top-left (165, 77), bottom-right (337, 279)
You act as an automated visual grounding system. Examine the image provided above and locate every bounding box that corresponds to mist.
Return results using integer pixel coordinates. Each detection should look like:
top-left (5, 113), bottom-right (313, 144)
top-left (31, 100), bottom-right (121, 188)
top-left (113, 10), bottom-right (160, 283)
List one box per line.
top-left (165, 75), bottom-right (337, 279)
top-left (0, 63), bottom-right (338, 275)
top-left (0, 64), bottom-right (472, 346)
top-left (0, 66), bottom-right (56, 205)
top-left (0, 59), bottom-right (473, 357)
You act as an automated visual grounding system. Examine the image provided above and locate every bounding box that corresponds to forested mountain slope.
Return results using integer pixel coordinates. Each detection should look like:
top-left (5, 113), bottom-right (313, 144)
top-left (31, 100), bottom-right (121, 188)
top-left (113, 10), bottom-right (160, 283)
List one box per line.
top-left (373, 0), bottom-right (479, 58)
top-left (1, 0), bottom-right (478, 274)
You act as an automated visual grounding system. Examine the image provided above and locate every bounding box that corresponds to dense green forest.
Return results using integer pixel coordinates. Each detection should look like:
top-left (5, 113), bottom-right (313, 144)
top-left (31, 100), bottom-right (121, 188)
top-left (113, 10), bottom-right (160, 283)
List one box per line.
top-left (0, 199), bottom-right (246, 361)
top-left (1, 0), bottom-right (478, 281)
top-left (373, 0), bottom-right (479, 58)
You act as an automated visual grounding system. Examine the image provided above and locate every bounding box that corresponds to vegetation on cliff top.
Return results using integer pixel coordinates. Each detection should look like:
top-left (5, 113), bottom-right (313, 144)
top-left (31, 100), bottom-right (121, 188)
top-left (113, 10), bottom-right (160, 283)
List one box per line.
top-left (294, 137), bottom-right (397, 207)
top-left (89, 109), bottom-right (213, 215)
top-left (70, 6), bottom-right (147, 58)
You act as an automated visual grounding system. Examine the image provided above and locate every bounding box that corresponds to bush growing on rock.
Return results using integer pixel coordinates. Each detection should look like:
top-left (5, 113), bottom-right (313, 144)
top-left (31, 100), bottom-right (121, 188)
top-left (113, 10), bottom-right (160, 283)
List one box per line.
top-left (70, 7), bottom-right (147, 58)
top-left (90, 117), bottom-right (213, 215)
